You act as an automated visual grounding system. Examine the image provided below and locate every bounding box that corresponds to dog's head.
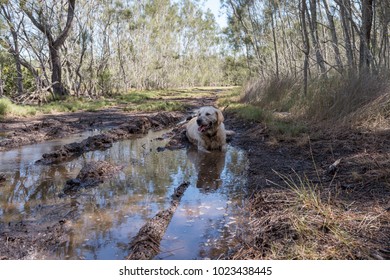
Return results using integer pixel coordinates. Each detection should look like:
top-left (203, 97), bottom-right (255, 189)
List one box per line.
top-left (196, 106), bottom-right (224, 133)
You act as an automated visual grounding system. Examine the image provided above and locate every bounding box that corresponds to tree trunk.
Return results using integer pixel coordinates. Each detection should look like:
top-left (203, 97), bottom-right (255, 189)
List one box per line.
top-left (0, 5), bottom-right (24, 95)
top-left (323, 0), bottom-right (343, 72)
top-left (359, 0), bottom-right (374, 71)
top-left (338, 0), bottom-right (355, 70)
top-left (271, 8), bottom-right (279, 79)
top-left (50, 46), bottom-right (67, 97)
top-left (300, 0), bottom-right (310, 95)
top-left (307, 0), bottom-right (327, 76)
top-left (21, 0), bottom-right (76, 99)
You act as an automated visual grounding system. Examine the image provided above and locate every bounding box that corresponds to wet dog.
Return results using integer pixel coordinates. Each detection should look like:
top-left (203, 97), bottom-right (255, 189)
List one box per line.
top-left (186, 106), bottom-right (233, 152)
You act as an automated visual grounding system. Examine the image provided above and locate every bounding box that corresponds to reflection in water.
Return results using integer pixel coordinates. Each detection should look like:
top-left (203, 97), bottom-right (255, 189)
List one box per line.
top-left (187, 147), bottom-right (226, 191)
top-left (0, 129), bottom-right (248, 259)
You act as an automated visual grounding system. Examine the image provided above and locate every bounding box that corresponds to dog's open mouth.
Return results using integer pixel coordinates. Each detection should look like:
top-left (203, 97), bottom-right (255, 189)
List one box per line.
top-left (198, 124), bottom-right (210, 133)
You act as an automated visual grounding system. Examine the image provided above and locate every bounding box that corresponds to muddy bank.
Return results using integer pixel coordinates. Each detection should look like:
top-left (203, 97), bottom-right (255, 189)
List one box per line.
top-left (0, 201), bottom-right (79, 260)
top-left (223, 112), bottom-right (390, 260)
top-left (36, 112), bottom-right (184, 164)
top-left (0, 109), bottom-right (185, 152)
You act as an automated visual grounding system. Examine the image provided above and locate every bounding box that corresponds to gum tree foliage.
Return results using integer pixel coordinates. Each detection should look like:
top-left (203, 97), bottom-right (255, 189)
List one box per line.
top-left (0, 0), bottom-right (224, 99)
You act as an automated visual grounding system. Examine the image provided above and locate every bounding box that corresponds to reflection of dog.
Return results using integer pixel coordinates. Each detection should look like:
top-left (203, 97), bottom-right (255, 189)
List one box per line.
top-left (187, 147), bottom-right (226, 191)
top-left (186, 106), bottom-right (233, 152)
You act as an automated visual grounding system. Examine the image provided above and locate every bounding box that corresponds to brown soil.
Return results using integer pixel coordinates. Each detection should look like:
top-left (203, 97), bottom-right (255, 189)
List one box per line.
top-left (0, 96), bottom-right (389, 260)
top-left (63, 160), bottom-right (123, 194)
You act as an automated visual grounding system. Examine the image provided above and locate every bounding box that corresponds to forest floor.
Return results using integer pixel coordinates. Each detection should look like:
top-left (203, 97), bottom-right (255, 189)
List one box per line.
top-left (0, 87), bottom-right (389, 260)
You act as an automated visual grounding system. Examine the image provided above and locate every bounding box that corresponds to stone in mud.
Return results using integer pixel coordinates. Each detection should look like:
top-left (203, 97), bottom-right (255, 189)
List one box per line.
top-left (63, 160), bottom-right (122, 194)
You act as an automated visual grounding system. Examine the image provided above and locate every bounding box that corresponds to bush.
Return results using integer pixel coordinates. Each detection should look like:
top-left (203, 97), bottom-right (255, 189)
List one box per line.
top-left (0, 97), bottom-right (37, 117)
top-left (0, 98), bottom-right (12, 116)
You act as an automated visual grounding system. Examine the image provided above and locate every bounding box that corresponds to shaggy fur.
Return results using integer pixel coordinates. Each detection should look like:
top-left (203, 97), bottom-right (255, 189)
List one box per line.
top-left (186, 106), bottom-right (232, 152)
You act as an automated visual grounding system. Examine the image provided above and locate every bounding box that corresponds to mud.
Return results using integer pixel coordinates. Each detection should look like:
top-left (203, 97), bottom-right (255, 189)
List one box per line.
top-left (127, 182), bottom-right (189, 260)
top-left (0, 109), bottom-right (184, 152)
top-left (0, 201), bottom-right (78, 260)
top-left (0, 110), bottom-right (187, 260)
top-left (63, 161), bottom-right (123, 194)
top-left (35, 112), bottom-right (183, 165)
top-left (224, 115), bottom-right (390, 260)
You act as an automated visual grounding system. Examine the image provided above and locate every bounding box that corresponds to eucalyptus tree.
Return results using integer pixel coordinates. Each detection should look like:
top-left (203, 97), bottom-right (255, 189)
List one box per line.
top-left (223, 0), bottom-right (389, 83)
top-left (20, 0), bottom-right (76, 99)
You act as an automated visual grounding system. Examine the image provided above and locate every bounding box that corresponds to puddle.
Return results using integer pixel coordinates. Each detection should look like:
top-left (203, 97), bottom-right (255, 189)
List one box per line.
top-left (0, 129), bottom-right (248, 260)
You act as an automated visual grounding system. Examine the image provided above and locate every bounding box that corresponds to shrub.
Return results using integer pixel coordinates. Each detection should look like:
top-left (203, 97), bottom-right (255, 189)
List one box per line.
top-left (0, 98), bottom-right (12, 116)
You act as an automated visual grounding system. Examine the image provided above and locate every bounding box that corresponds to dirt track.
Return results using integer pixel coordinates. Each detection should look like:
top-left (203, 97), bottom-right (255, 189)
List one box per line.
top-left (0, 95), bottom-right (389, 260)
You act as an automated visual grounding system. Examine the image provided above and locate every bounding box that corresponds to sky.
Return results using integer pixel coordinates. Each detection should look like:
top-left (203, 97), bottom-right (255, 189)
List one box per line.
top-left (203, 0), bottom-right (227, 28)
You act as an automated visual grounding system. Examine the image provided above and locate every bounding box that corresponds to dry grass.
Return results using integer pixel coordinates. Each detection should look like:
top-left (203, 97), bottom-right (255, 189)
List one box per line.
top-left (229, 171), bottom-right (388, 260)
top-left (240, 73), bottom-right (390, 131)
top-left (242, 76), bottom-right (299, 112)
top-left (344, 92), bottom-right (390, 130)
top-left (305, 74), bottom-right (389, 124)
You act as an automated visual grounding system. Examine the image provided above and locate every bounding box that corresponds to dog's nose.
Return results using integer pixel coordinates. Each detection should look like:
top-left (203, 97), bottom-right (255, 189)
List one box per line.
top-left (196, 119), bottom-right (202, 126)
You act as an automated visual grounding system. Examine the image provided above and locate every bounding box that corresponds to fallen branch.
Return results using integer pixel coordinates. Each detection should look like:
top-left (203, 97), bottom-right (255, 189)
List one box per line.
top-left (127, 181), bottom-right (190, 260)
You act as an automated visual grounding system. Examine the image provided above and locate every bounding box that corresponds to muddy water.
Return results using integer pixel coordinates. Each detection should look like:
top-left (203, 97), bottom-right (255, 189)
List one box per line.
top-left (0, 129), bottom-right (248, 260)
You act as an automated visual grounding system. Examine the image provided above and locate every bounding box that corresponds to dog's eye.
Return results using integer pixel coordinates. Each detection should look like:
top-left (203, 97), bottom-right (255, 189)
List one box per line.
top-left (206, 113), bottom-right (211, 116)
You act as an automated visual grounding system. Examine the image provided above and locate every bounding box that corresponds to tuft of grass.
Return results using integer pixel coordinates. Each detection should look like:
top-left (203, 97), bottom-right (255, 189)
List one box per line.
top-left (230, 104), bottom-right (271, 122)
top-left (304, 73), bottom-right (389, 123)
top-left (268, 119), bottom-right (307, 138)
top-left (238, 73), bottom-right (390, 131)
top-left (0, 98), bottom-right (11, 116)
top-left (231, 170), bottom-right (385, 260)
top-left (271, 170), bottom-right (374, 259)
top-left (0, 98), bottom-right (37, 117)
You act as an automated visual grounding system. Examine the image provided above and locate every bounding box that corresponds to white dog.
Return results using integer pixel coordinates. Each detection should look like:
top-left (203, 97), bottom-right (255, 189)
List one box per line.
top-left (186, 106), bottom-right (233, 152)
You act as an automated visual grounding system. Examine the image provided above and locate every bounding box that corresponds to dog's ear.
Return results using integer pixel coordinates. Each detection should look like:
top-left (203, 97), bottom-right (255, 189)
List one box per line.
top-left (216, 109), bottom-right (224, 125)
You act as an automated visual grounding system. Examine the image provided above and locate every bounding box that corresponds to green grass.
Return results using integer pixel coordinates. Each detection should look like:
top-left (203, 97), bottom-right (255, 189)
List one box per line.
top-left (124, 100), bottom-right (184, 112)
top-left (39, 99), bottom-right (115, 113)
top-left (117, 92), bottom-right (156, 104)
top-left (217, 87), bottom-right (308, 139)
top-left (229, 103), bottom-right (272, 122)
top-left (0, 89), bottom-right (191, 117)
top-left (0, 86), bottom-right (238, 117)
top-left (0, 98), bottom-right (37, 118)
top-left (269, 119), bottom-right (307, 137)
